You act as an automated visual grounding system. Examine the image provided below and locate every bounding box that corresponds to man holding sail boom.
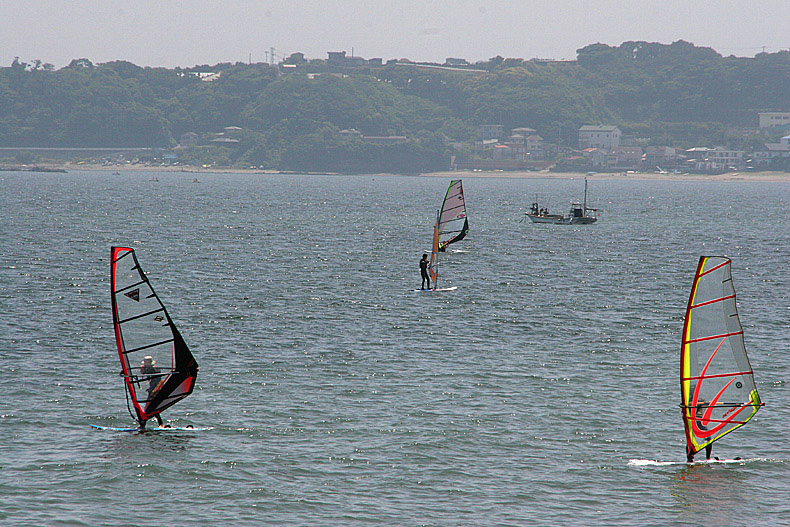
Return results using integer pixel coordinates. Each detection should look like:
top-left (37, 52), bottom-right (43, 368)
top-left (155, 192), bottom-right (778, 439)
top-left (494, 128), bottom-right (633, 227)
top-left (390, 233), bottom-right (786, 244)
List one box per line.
top-left (686, 400), bottom-right (713, 462)
top-left (139, 355), bottom-right (165, 428)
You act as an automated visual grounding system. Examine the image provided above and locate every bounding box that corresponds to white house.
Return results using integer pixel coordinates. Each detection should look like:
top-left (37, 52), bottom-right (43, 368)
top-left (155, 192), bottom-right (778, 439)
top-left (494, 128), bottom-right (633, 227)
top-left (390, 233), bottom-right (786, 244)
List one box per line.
top-left (478, 124), bottom-right (505, 141)
top-left (753, 143), bottom-right (790, 167)
top-left (758, 112), bottom-right (790, 129)
top-left (686, 147), bottom-right (745, 170)
top-left (579, 125), bottom-right (621, 150)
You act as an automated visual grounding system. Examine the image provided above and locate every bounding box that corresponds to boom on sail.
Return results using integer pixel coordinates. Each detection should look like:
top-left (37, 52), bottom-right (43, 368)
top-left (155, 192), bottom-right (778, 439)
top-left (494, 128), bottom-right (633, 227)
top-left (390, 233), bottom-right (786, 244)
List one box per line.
top-left (680, 256), bottom-right (762, 460)
top-left (110, 247), bottom-right (199, 426)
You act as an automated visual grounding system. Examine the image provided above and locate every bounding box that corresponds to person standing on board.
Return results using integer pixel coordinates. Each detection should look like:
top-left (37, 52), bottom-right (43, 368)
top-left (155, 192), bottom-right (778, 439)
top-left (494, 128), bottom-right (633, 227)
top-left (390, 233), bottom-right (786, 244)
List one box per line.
top-left (419, 253), bottom-right (431, 290)
top-left (686, 400), bottom-right (713, 462)
top-left (140, 355), bottom-right (164, 427)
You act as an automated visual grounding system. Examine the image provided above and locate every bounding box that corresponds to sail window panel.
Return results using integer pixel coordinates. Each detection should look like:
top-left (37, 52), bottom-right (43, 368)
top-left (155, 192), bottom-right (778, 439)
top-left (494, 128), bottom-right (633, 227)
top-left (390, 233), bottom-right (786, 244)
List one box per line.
top-left (131, 374), bottom-right (169, 405)
top-left (113, 258), bottom-right (144, 290)
top-left (126, 341), bottom-right (175, 374)
top-left (114, 283), bottom-right (161, 322)
top-left (124, 335), bottom-right (173, 375)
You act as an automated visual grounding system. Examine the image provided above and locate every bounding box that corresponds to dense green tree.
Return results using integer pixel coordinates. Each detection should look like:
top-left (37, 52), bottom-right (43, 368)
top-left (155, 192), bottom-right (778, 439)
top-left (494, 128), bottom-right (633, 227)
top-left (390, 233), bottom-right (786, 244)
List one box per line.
top-left (0, 42), bottom-right (787, 172)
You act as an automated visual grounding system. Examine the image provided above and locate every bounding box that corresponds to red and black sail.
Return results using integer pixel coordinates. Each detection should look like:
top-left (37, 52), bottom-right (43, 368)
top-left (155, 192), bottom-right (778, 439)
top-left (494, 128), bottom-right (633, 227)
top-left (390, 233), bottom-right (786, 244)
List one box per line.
top-left (110, 247), bottom-right (198, 424)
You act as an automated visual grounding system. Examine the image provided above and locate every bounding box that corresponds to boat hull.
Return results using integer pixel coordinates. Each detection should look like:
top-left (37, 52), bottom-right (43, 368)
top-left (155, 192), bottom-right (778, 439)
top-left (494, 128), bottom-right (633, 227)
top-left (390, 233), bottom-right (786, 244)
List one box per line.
top-left (526, 213), bottom-right (597, 225)
top-left (569, 216), bottom-right (597, 224)
top-left (526, 214), bottom-right (564, 224)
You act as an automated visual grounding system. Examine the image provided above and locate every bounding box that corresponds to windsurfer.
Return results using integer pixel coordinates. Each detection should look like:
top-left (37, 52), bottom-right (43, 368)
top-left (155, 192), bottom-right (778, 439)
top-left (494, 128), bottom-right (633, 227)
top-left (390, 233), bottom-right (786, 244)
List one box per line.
top-left (140, 356), bottom-right (164, 427)
top-left (686, 401), bottom-right (713, 462)
top-left (419, 253), bottom-right (431, 290)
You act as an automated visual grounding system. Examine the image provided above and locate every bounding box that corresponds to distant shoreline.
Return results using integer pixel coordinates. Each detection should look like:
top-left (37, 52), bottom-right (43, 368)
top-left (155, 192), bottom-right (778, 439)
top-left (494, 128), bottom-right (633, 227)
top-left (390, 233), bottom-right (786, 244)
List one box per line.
top-left (3, 163), bottom-right (789, 182)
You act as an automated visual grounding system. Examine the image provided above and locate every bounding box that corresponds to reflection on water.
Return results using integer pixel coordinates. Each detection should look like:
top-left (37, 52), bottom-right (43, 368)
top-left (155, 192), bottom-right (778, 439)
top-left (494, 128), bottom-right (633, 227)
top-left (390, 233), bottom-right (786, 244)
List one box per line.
top-left (672, 463), bottom-right (750, 524)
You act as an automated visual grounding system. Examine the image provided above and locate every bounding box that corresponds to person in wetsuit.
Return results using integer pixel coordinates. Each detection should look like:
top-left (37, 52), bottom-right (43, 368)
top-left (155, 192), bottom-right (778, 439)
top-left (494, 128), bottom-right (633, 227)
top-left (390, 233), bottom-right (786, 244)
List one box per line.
top-left (419, 253), bottom-right (431, 290)
top-left (140, 355), bottom-right (164, 427)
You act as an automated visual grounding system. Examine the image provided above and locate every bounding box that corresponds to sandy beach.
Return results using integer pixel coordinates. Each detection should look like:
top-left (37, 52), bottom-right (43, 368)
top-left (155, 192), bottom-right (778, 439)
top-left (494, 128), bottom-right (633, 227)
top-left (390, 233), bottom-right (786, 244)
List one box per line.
top-left (5, 162), bottom-right (789, 182)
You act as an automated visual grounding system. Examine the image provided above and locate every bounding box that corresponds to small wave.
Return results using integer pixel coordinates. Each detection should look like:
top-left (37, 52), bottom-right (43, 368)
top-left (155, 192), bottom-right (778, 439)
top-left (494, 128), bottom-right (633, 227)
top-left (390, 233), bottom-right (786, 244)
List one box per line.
top-left (628, 457), bottom-right (779, 467)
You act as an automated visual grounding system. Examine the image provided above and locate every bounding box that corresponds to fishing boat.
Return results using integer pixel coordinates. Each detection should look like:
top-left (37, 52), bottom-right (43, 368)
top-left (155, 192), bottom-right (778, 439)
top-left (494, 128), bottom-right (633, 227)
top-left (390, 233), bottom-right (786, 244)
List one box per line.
top-left (108, 246), bottom-right (199, 428)
top-left (525, 178), bottom-right (598, 225)
top-left (437, 179), bottom-right (469, 251)
top-left (525, 199), bottom-right (564, 223)
top-left (680, 256), bottom-right (763, 461)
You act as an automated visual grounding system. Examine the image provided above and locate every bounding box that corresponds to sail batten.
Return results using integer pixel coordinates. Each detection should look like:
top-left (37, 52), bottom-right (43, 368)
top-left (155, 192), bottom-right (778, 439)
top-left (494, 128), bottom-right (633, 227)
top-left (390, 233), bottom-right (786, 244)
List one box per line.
top-left (682, 370), bottom-right (754, 381)
top-left (118, 307), bottom-right (166, 325)
top-left (111, 246), bottom-right (198, 425)
top-left (115, 280), bottom-right (148, 293)
top-left (690, 294), bottom-right (736, 309)
top-left (123, 338), bottom-right (176, 355)
top-left (680, 256), bottom-right (761, 458)
top-left (683, 330), bottom-right (744, 344)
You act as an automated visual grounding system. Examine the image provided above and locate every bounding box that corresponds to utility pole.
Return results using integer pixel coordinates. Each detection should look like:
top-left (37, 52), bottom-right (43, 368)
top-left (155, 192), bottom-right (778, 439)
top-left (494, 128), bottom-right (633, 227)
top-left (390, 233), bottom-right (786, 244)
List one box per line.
top-left (270, 47), bottom-right (275, 65)
top-left (264, 50), bottom-right (269, 64)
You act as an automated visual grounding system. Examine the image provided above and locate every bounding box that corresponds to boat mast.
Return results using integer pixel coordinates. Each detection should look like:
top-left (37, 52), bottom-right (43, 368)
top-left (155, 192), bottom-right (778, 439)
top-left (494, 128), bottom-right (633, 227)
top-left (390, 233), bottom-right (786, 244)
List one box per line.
top-left (583, 177), bottom-right (588, 213)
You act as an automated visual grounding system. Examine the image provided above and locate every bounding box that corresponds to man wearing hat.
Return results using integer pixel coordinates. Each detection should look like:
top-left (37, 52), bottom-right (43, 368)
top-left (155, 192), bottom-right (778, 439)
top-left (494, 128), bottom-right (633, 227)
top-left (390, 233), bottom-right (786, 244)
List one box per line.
top-left (140, 356), bottom-right (164, 427)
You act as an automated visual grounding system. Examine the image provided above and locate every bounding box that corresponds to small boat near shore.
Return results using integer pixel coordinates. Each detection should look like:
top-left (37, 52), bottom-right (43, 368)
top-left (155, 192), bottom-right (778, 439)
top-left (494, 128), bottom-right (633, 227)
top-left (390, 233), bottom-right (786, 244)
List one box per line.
top-left (525, 178), bottom-right (599, 225)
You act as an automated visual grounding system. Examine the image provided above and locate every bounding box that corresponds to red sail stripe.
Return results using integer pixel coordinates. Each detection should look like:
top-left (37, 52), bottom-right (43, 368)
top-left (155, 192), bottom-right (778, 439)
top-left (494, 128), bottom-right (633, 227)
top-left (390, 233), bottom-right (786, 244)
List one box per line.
top-left (682, 370), bottom-right (753, 381)
top-left (690, 294), bottom-right (736, 309)
top-left (684, 416), bottom-right (749, 426)
top-left (698, 259), bottom-right (730, 277)
top-left (683, 330), bottom-right (743, 344)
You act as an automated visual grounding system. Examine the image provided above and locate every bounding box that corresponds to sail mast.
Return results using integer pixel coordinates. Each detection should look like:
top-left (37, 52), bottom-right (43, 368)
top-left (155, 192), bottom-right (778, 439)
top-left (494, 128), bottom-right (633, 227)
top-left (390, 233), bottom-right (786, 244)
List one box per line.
top-left (429, 210), bottom-right (440, 289)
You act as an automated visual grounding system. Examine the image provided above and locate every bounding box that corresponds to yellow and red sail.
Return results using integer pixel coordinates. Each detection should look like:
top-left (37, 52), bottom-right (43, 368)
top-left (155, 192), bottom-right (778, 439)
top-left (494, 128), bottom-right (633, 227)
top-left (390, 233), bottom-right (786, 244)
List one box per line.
top-left (680, 256), bottom-right (762, 456)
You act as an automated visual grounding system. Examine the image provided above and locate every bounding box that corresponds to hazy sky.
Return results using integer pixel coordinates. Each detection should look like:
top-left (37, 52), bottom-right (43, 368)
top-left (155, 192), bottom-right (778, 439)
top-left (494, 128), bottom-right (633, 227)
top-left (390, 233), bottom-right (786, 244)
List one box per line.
top-left (2, 0), bottom-right (788, 68)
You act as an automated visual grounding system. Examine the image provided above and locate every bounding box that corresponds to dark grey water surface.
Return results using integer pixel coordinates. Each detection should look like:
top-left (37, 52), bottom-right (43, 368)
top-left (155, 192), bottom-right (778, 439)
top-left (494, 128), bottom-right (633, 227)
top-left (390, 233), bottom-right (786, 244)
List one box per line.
top-left (1, 171), bottom-right (788, 526)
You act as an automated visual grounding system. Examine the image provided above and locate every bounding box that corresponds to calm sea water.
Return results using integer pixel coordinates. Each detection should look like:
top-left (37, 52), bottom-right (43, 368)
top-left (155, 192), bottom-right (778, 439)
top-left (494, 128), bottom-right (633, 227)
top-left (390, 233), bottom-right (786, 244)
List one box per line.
top-left (1, 170), bottom-right (788, 526)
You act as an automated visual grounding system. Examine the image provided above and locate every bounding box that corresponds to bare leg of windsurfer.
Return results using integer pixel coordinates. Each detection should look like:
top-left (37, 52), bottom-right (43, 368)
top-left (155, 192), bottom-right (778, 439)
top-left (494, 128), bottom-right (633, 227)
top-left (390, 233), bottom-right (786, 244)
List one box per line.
top-left (139, 414), bottom-right (164, 429)
top-left (686, 444), bottom-right (714, 463)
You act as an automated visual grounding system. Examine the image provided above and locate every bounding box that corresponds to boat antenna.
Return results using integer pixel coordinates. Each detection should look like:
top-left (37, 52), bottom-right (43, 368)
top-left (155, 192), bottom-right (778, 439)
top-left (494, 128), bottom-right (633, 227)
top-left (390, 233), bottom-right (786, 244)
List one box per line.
top-left (584, 177), bottom-right (589, 212)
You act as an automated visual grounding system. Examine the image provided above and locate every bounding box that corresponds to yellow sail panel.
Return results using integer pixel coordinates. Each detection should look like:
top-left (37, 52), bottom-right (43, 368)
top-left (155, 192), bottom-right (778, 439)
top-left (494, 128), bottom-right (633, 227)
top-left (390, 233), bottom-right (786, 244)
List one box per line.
top-left (680, 256), bottom-right (762, 457)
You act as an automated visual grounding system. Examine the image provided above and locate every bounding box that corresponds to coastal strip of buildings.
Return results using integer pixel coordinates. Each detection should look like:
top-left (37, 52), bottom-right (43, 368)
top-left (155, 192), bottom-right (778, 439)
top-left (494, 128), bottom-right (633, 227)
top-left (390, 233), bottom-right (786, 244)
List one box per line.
top-left (452, 114), bottom-right (789, 173)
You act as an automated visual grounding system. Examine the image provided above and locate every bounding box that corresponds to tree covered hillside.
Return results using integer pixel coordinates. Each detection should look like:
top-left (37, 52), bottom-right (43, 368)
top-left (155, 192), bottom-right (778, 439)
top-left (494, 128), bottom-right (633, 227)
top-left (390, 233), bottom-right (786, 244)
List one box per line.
top-left (1, 41), bottom-right (787, 172)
